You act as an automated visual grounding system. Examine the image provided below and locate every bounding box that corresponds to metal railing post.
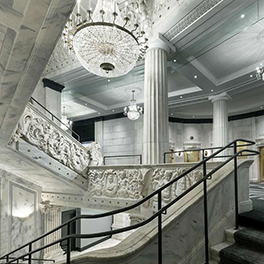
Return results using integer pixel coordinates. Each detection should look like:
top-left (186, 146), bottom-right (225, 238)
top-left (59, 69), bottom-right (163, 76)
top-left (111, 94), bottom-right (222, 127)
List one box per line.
top-left (203, 161), bottom-right (209, 264)
top-left (28, 244), bottom-right (32, 264)
top-left (233, 141), bottom-right (239, 229)
top-left (158, 191), bottom-right (162, 264)
top-left (139, 155), bottom-right (142, 164)
top-left (67, 223), bottom-right (71, 264)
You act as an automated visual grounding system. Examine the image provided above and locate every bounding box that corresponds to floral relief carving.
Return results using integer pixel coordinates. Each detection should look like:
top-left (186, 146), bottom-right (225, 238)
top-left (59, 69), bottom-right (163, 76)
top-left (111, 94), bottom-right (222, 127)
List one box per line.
top-left (9, 105), bottom-right (103, 177)
top-left (152, 168), bottom-right (203, 203)
top-left (88, 169), bottom-right (144, 199)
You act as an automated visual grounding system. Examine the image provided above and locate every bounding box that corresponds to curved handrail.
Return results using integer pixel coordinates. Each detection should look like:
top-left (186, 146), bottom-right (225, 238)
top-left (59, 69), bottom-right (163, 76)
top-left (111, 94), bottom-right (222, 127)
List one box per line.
top-left (0, 139), bottom-right (258, 264)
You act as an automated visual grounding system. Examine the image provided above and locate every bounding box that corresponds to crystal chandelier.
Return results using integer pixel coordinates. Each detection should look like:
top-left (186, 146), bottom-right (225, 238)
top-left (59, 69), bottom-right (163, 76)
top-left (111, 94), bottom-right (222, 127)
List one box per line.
top-left (124, 90), bottom-right (143, 120)
top-left (61, 106), bottom-right (72, 130)
top-left (62, 0), bottom-right (148, 78)
top-left (256, 63), bottom-right (264, 81)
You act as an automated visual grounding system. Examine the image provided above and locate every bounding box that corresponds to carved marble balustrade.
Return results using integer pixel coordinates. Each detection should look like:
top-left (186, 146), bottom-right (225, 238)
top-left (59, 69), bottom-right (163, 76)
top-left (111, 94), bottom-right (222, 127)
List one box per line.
top-left (87, 163), bottom-right (220, 207)
top-left (8, 103), bottom-right (103, 179)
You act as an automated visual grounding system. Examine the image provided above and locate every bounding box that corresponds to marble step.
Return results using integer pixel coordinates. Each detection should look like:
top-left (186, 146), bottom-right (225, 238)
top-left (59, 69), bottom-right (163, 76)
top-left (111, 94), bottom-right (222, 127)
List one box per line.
top-left (210, 227), bottom-right (239, 261)
top-left (225, 227), bottom-right (238, 243)
top-left (210, 241), bottom-right (232, 262)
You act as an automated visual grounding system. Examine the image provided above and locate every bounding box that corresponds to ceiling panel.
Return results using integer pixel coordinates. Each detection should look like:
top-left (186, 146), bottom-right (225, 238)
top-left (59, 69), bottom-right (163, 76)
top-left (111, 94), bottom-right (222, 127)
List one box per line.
top-left (196, 19), bottom-right (264, 80)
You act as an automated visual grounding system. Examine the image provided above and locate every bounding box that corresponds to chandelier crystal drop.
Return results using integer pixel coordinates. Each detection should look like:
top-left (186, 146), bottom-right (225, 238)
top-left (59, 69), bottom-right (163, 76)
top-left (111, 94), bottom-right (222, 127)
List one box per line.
top-left (256, 63), bottom-right (264, 81)
top-left (61, 106), bottom-right (73, 130)
top-left (62, 0), bottom-right (148, 78)
top-left (124, 90), bottom-right (143, 120)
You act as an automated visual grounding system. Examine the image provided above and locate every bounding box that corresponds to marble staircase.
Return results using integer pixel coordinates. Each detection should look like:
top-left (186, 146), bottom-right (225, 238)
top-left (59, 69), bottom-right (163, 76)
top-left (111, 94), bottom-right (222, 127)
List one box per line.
top-left (217, 196), bottom-right (264, 264)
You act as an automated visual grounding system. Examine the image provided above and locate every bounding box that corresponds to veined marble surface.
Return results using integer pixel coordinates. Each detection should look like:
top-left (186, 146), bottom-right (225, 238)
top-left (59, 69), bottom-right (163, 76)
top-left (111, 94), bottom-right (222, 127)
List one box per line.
top-left (0, 169), bottom-right (43, 257)
top-left (0, 0), bottom-right (78, 195)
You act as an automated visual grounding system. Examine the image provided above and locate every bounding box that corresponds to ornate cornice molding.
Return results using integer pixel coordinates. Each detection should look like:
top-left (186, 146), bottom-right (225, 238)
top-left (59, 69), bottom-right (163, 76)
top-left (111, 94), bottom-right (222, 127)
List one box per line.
top-left (163, 0), bottom-right (224, 41)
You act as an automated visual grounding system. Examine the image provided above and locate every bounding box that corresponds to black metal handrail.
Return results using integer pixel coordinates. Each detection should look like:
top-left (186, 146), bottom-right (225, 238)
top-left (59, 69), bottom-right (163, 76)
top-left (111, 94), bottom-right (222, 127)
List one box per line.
top-left (0, 139), bottom-right (259, 264)
top-left (103, 154), bottom-right (142, 165)
top-left (163, 142), bottom-right (253, 163)
top-left (30, 97), bottom-right (80, 142)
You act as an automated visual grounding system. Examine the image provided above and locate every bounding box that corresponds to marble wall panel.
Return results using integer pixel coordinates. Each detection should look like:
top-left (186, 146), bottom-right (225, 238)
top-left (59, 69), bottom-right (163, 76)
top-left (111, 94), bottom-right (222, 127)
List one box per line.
top-left (0, 169), bottom-right (43, 258)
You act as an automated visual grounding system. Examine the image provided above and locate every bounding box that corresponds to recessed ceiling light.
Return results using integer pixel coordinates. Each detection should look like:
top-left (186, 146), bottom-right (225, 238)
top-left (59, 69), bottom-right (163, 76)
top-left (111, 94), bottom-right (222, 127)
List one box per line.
top-left (194, 75), bottom-right (197, 78)
top-left (98, 112), bottom-right (101, 114)
top-left (171, 113), bottom-right (173, 116)
top-left (241, 14), bottom-right (245, 18)
top-left (112, 110), bottom-right (115, 112)
top-left (211, 89), bottom-right (214, 92)
top-left (180, 96), bottom-right (183, 98)
top-left (69, 91), bottom-right (72, 94)
top-left (173, 59), bottom-right (177, 63)
top-left (108, 79), bottom-right (110, 82)
top-left (250, 75), bottom-right (253, 78)
top-left (85, 103), bottom-right (87, 105)
top-left (193, 116), bottom-right (195, 118)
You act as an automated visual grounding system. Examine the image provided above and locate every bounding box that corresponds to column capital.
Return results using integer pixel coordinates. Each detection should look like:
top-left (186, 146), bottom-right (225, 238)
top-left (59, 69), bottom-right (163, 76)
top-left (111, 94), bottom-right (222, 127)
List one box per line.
top-left (209, 92), bottom-right (231, 103)
top-left (147, 37), bottom-right (170, 54)
top-left (40, 200), bottom-right (66, 214)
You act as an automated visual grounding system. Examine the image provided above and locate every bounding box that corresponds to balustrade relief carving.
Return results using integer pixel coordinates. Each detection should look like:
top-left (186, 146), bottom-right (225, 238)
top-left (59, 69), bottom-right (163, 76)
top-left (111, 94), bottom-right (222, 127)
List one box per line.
top-left (9, 104), bottom-right (103, 178)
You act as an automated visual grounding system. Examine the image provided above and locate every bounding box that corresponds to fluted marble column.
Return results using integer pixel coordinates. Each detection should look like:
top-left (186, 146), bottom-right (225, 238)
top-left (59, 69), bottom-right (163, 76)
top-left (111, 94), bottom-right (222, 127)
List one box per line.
top-left (209, 92), bottom-right (231, 154)
top-left (143, 40), bottom-right (169, 164)
top-left (40, 202), bottom-right (65, 255)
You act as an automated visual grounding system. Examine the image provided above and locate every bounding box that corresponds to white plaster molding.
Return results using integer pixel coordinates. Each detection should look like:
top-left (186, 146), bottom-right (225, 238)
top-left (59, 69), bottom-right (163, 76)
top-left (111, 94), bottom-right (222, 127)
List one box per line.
top-left (163, 0), bottom-right (224, 41)
top-left (148, 36), bottom-right (171, 54)
top-left (209, 92), bottom-right (231, 103)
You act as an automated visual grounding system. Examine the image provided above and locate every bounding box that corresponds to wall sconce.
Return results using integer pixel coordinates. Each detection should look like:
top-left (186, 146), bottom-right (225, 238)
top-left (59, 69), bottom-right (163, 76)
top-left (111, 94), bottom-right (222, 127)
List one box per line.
top-left (12, 207), bottom-right (34, 221)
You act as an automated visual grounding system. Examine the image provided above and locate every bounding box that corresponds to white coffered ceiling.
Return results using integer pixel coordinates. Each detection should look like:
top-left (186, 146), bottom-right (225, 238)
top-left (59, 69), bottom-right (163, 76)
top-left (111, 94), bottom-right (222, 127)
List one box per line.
top-left (44, 0), bottom-right (264, 121)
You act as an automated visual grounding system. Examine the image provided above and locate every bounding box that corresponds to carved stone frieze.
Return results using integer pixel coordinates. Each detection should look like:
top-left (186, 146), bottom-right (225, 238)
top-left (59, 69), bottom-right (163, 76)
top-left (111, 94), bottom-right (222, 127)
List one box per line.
top-left (88, 168), bottom-right (144, 199)
top-left (88, 141), bottom-right (103, 166)
top-left (152, 168), bottom-right (203, 203)
top-left (9, 104), bottom-right (103, 177)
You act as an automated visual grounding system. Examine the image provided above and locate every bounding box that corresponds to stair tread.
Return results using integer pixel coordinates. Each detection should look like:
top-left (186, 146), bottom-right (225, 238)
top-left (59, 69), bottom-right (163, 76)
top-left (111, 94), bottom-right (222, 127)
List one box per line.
top-left (225, 227), bottom-right (239, 242)
top-left (220, 244), bottom-right (264, 264)
top-left (234, 227), bottom-right (264, 252)
top-left (211, 242), bottom-right (232, 253)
